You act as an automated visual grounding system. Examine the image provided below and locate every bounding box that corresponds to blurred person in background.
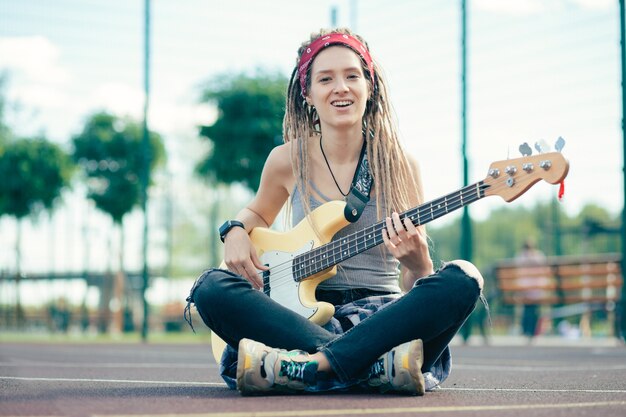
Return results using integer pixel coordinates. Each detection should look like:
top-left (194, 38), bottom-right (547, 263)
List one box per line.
top-left (515, 239), bottom-right (548, 343)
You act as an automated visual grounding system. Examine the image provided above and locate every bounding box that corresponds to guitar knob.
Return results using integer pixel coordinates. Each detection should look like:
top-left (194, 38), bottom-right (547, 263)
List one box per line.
top-left (522, 163), bottom-right (534, 172)
top-left (506, 177), bottom-right (515, 187)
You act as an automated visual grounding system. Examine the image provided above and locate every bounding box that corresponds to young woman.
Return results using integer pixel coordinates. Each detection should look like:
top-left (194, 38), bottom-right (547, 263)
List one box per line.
top-left (186, 28), bottom-right (484, 395)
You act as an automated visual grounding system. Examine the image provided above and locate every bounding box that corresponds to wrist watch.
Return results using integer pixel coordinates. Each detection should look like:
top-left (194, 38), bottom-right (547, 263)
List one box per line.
top-left (219, 220), bottom-right (245, 242)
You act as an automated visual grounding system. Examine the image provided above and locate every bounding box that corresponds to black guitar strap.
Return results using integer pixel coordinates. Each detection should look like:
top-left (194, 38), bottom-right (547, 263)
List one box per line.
top-left (344, 140), bottom-right (373, 223)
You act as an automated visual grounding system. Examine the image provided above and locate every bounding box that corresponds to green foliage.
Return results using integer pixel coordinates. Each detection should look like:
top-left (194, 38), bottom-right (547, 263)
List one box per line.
top-left (196, 70), bottom-right (287, 192)
top-left (428, 201), bottom-right (621, 273)
top-left (0, 137), bottom-right (73, 219)
top-left (72, 112), bottom-right (165, 224)
top-left (0, 73), bottom-right (12, 145)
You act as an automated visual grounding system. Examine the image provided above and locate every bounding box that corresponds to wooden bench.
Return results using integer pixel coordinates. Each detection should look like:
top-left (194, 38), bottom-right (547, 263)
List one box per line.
top-left (494, 253), bottom-right (622, 336)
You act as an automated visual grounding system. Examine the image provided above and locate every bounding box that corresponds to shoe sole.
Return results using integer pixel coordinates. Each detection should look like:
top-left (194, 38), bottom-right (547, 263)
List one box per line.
top-left (394, 339), bottom-right (425, 395)
top-left (406, 339), bottom-right (425, 396)
top-left (236, 338), bottom-right (270, 395)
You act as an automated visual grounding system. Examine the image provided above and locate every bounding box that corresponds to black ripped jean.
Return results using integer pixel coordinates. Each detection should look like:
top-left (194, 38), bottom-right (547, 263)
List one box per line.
top-left (188, 262), bottom-right (481, 383)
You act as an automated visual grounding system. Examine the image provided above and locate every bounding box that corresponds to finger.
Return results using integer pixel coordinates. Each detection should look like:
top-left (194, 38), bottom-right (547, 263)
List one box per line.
top-left (402, 216), bottom-right (418, 237)
top-left (385, 216), bottom-right (399, 242)
top-left (228, 262), bottom-right (258, 289)
top-left (384, 218), bottom-right (404, 249)
top-left (381, 226), bottom-right (398, 249)
top-left (391, 212), bottom-right (407, 239)
top-left (250, 254), bottom-right (268, 290)
top-left (225, 260), bottom-right (239, 275)
top-left (249, 271), bottom-right (265, 290)
top-left (243, 263), bottom-right (263, 290)
top-left (251, 251), bottom-right (269, 271)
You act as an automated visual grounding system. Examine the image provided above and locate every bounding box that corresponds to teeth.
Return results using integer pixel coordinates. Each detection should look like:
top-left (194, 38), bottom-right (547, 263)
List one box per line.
top-left (332, 101), bottom-right (353, 107)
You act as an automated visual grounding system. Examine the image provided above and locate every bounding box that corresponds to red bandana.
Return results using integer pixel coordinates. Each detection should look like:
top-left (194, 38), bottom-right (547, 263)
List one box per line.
top-left (297, 33), bottom-right (375, 96)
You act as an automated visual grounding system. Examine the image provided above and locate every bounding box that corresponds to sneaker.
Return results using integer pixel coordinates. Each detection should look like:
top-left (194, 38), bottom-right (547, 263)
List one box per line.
top-left (236, 338), bottom-right (318, 395)
top-left (367, 339), bottom-right (425, 395)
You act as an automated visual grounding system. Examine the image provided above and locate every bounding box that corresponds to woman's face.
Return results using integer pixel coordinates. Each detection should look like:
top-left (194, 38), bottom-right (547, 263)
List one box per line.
top-left (306, 46), bottom-right (369, 132)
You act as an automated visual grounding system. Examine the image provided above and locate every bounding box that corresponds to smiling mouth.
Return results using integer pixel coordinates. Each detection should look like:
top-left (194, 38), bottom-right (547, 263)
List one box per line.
top-left (331, 100), bottom-right (353, 107)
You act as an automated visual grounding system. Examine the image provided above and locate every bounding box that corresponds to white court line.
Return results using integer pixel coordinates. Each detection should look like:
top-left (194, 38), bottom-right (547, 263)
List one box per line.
top-left (441, 387), bottom-right (626, 394)
top-left (0, 362), bottom-right (214, 369)
top-left (2, 376), bottom-right (626, 394)
top-left (0, 376), bottom-right (226, 386)
top-left (455, 363), bottom-right (626, 372)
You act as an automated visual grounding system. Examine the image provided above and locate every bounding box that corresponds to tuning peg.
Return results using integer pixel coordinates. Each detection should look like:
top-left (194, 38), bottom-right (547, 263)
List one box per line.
top-left (555, 136), bottom-right (565, 152)
top-left (534, 139), bottom-right (551, 153)
top-left (519, 142), bottom-right (532, 156)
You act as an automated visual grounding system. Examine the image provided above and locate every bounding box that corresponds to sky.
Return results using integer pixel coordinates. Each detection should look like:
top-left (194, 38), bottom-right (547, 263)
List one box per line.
top-left (0, 0), bottom-right (622, 278)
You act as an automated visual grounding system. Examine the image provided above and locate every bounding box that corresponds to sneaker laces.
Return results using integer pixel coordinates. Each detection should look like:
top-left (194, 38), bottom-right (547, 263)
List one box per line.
top-left (278, 359), bottom-right (318, 385)
top-left (369, 357), bottom-right (386, 379)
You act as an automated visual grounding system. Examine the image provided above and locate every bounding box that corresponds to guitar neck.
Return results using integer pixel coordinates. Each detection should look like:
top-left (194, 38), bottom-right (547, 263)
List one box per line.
top-left (293, 181), bottom-right (489, 281)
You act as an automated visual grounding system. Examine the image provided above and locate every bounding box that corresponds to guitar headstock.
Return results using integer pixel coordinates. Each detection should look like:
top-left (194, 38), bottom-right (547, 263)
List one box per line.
top-left (483, 145), bottom-right (569, 202)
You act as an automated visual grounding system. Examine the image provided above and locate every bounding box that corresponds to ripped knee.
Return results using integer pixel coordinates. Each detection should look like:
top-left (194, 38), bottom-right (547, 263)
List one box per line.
top-left (445, 259), bottom-right (484, 291)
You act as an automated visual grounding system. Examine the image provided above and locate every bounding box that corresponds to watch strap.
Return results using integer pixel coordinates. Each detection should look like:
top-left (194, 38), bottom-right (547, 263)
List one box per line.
top-left (219, 220), bottom-right (245, 242)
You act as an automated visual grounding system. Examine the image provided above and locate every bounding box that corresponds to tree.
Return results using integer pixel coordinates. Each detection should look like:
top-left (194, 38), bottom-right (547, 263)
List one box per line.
top-left (0, 73), bottom-right (11, 145)
top-left (72, 112), bottom-right (165, 224)
top-left (72, 111), bottom-right (165, 332)
top-left (0, 137), bottom-right (73, 326)
top-left (196, 71), bottom-right (287, 192)
top-left (0, 138), bottom-right (71, 219)
top-left (0, 137), bottom-right (73, 227)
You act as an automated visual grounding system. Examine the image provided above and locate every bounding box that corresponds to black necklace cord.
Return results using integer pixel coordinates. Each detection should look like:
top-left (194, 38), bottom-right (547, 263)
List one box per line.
top-left (319, 135), bottom-right (350, 197)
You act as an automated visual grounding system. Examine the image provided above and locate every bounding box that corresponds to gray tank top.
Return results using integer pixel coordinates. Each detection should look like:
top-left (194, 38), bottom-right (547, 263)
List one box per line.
top-left (291, 185), bottom-right (402, 293)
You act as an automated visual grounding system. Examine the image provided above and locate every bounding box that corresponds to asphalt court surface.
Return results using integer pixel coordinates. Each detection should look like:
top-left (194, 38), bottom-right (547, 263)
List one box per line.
top-left (1, 339), bottom-right (626, 417)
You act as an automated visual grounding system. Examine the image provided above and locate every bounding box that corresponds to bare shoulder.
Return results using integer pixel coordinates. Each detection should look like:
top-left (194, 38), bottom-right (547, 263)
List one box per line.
top-left (263, 142), bottom-right (295, 190)
top-left (266, 142), bottom-right (293, 172)
top-left (404, 152), bottom-right (425, 203)
top-left (404, 153), bottom-right (422, 178)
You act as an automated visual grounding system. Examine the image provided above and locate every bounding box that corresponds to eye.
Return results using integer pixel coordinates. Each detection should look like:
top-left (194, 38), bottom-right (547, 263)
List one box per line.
top-left (319, 76), bottom-right (331, 83)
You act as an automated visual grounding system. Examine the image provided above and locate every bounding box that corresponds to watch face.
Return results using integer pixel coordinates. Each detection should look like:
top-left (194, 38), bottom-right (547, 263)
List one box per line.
top-left (219, 221), bottom-right (230, 236)
top-left (220, 220), bottom-right (243, 241)
top-left (219, 221), bottom-right (232, 237)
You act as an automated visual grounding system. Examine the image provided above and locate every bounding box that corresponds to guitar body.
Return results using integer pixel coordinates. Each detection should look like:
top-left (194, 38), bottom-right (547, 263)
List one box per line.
top-left (250, 199), bottom-right (350, 324)
top-left (211, 200), bottom-right (350, 362)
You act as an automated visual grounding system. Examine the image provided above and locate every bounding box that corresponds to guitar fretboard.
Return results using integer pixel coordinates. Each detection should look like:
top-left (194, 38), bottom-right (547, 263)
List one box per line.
top-left (292, 181), bottom-right (489, 281)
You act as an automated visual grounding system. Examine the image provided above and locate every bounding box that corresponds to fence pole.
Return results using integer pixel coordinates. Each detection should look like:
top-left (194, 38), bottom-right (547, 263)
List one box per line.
top-left (618, 0), bottom-right (626, 341)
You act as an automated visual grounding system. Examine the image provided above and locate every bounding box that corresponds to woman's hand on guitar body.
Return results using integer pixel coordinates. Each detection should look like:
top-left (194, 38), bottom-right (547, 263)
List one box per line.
top-left (223, 227), bottom-right (268, 290)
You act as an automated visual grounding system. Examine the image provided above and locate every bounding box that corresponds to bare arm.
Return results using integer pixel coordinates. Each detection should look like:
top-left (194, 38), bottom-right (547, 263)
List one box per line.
top-left (222, 143), bottom-right (294, 288)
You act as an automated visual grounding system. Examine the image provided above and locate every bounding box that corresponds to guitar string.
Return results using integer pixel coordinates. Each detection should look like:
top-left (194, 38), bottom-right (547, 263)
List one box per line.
top-left (255, 180), bottom-right (493, 294)
top-left (259, 180), bottom-right (499, 293)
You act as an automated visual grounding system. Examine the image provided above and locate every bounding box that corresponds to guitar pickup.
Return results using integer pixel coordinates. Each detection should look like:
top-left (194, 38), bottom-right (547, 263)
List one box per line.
top-left (262, 264), bottom-right (270, 296)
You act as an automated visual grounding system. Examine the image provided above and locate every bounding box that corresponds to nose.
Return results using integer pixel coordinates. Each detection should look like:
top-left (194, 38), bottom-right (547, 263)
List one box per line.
top-left (333, 78), bottom-right (349, 93)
